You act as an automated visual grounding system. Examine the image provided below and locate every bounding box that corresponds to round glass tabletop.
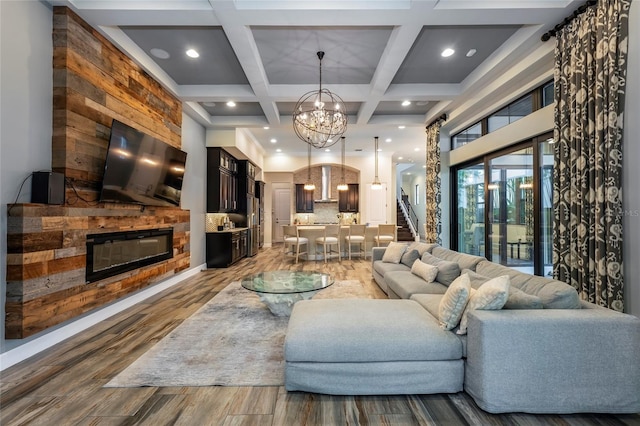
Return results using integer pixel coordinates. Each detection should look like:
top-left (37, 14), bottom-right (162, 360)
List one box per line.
top-left (241, 270), bottom-right (334, 294)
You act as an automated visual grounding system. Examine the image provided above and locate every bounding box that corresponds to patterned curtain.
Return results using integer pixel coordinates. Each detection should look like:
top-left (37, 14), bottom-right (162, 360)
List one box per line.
top-left (553, 0), bottom-right (629, 311)
top-left (425, 122), bottom-right (442, 244)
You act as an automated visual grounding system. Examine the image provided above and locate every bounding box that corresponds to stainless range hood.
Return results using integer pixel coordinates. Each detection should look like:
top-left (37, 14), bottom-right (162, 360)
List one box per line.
top-left (314, 165), bottom-right (337, 202)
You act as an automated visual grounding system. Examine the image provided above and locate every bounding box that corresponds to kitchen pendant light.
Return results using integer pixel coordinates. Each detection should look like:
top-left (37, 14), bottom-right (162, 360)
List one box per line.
top-left (371, 136), bottom-right (382, 190)
top-left (304, 143), bottom-right (315, 191)
top-left (337, 136), bottom-right (348, 191)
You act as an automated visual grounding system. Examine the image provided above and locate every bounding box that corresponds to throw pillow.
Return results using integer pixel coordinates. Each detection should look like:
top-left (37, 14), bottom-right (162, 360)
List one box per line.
top-left (421, 253), bottom-right (461, 286)
top-left (438, 273), bottom-right (472, 330)
top-left (407, 242), bottom-right (436, 256)
top-left (461, 268), bottom-right (543, 309)
top-left (400, 249), bottom-right (420, 268)
top-left (411, 259), bottom-right (439, 283)
top-left (381, 242), bottom-right (407, 264)
top-left (503, 286), bottom-right (543, 309)
top-left (457, 275), bottom-right (510, 335)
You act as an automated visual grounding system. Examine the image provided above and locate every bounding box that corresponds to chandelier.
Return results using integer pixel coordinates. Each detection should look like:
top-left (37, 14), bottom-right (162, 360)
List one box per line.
top-left (293, 51), bottom-right (347, 149)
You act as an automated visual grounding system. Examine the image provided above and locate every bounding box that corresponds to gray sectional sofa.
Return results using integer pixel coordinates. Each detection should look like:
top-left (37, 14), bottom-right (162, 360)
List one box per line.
top-left (285, 243), bottom-right (640, 414)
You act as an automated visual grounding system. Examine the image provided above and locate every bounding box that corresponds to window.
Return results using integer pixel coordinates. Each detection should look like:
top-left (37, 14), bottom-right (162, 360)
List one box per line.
top-left (451, 80), bottom-right (553, 150)
top-left (415, 184), bottom-right (419, 205)
top-left (488, 94), bottom-right (533, 133)
top-left (452, 122), bottom-right (482, 149)
top-left (542, 81), bottom-right (554, 107)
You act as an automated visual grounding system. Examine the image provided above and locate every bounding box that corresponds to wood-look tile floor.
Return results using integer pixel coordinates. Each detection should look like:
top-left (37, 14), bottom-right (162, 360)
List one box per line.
top-left (2, 247), bottom-right (639, 425)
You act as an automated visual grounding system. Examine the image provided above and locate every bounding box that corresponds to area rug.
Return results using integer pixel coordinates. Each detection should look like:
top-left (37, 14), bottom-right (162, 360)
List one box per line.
top-left (104, 279), bottom-right (374, 388)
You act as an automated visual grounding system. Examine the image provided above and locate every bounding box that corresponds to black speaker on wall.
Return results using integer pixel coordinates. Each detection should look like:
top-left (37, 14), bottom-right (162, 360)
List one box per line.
top-left (31, 171), bottom-right (65, 205)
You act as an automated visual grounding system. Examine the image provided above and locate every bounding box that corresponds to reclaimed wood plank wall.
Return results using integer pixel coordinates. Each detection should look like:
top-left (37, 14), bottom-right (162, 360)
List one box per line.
top-left (5, 7), bottom-right (189, 339)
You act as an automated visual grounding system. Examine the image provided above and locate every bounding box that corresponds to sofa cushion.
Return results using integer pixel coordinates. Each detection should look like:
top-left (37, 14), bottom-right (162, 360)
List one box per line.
top-left (475, 263), bottom-right (581, 309)
top-left (431, 247), bottom-right (485, 272)
top-left (382, 242), bottom-right (408, 264)
top-left (400, 249), bottom-right (421, 268)
top-left (411, 259), bottom-right (438, 283)
top-left (457, 275), bottom-right (510, 335)
top-left (373, 260), bottom-right (409, 278)
top-left (421, 253), bottom-right (461, 286)
top-left (438, 274), bottom-right (472, 330)
top-left (518, 275), bottom-right (581, 309)
top-left (475, 261), bottom-right (531, 287)
top-left (286, 299), bottom-right (463, 362)
top-left (407, 242), bottom-right (438, 256)
top-left (461, 269), bottom-right (543, 310)
top-left (409, 293), bottom-right (442, 319)
top-left (386, 271), bottom-right (448, 299)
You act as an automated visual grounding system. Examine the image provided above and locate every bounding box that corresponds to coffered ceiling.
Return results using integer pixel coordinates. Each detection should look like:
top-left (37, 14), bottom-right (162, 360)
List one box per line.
top-left (49, 0), bottom-right (579, 165)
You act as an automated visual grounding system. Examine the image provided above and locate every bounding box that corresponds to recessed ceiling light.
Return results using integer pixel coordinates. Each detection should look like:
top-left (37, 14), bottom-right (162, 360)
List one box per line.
top-left (276, 148), bottom-right (282, 153)
top-left (441, 48), bottom-right (455, 58)
top-left (150, 48), bottom-right (170, 59)
top-left (416, 101), bottom-right (429, 106)
top-left (270, 138), bottom-right (277, 143)
top-left (325, 149), bottom-right (331, 152)
top-left (401, 100), bottom-right (411, 107)
top-left (466, 49), bottom-right (477, 57)
top-left (186, 49), bottom-right (200, 58)
top-left (263, 126), bottom-right (270, 130)
top-left (406, 172), bottom-right (412, 175)
top-left (385, 138), bottom-right (392, 143)
top-left (202, 102), bottom-right (216, 107)
top-left (422, 165), bottom-right (427, 168)
top-left (226, 101), bottom-right (236, 107)
top-left (377, 148), bottom-right (382, 152)
top-left (398, 156), bottom-right (403, 160)
top-left (398, 125), bottom-right (406, 129)
top-left (414, 148), bottom-right (420, 152)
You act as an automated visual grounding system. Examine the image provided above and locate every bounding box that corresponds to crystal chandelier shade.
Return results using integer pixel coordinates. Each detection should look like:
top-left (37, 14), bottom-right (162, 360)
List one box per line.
top-left (293, 51), bottom-right (347, 149)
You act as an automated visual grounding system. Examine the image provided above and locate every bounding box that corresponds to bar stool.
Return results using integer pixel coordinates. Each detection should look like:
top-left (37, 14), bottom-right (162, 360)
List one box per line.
top-left (374, 224), bottom-right (396, 247)
top-left (315, 224), bottom-right (341, 263)
top-left (344, 224), bottom-right (367, 260)
top-left (283, 225), bottom-right (308, 263)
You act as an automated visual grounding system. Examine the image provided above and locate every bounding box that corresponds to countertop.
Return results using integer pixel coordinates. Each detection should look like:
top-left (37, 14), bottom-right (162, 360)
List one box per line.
top-left (206, 227), bottom-right (249, 234)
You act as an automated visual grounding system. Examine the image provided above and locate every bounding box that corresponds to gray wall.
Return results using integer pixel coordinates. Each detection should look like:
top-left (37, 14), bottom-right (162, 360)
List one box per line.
top-left (0, 1), bottom-right (207, 348)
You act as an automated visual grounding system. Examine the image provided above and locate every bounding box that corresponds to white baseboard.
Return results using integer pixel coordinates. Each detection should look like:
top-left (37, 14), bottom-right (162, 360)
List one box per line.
top-left (0, 264), bottom-right (206, 371)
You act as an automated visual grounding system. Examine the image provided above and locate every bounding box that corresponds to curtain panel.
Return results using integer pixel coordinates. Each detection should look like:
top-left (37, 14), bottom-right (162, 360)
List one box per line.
top-left (553, 0), bottom-right (630, 311)
top-left (425, 122), bottom-right (442, 244)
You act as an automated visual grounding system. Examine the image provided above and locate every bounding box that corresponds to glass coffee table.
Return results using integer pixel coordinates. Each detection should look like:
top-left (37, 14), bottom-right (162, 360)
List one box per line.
top-left (241, 270), bottom-right (334, 316)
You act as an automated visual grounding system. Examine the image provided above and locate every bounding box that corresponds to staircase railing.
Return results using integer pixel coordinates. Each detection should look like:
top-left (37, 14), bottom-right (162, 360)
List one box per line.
top-left (399, 188), bottom-right (418, 239)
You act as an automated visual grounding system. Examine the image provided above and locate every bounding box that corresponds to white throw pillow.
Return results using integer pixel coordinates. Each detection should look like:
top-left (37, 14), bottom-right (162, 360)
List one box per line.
top-left (410, 259), bottom-right (439, 283)
top-left (457, 275), bottom-right (510, 335)
top-left (438, 273), bottom-right (472, 330)
top-left (381, 242), bottom-right (408, 264)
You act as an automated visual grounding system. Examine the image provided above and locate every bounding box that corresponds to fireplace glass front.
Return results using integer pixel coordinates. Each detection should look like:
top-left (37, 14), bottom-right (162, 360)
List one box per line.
top-left (86, 228), bottom-right (173, 283)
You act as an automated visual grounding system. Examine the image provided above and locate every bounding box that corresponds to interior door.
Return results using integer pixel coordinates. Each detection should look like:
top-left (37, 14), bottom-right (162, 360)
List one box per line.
top-left (273, 187), bottom-right (291, 243)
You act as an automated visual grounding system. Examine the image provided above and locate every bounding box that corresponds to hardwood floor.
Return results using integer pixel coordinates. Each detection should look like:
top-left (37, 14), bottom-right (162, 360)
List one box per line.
top-left (2, 247), bottom-right (639, 425)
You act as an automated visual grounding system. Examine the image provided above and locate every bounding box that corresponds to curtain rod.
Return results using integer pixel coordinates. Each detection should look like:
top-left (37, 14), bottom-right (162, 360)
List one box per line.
top-left (425, 113), bottom-right (447, 129)
top-left (541, 0), bottom-right (597, 42)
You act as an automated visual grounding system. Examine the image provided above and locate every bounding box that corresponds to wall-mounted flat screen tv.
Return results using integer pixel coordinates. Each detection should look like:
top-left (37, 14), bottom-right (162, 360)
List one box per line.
top-left (100, 120), bottom-right (187, 207)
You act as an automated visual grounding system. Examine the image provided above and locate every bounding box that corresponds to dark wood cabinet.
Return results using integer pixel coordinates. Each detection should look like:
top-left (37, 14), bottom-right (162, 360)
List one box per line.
top-left (339, 184), bottom-right (359, 212)
top-left (206, 230), bottom-right (247, 268)
top-left (207, 148), bottom-right (237, 213)
top-left (295, 184), bottom-right (314, 213)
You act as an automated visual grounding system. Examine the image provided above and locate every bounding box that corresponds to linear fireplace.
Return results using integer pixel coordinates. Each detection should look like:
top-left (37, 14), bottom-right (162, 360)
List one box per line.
top-left (86, 228), bottom-right (174, 283)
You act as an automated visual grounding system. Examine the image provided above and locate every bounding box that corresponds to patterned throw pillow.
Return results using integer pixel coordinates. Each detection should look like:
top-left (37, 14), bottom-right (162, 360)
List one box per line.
top-left (457, 275), bottom-right (510, 335)
top-left (411, 259), bottom-right (439, 283)
top-left (438, 273), bottom-right (472, 330)
top-left (381, 242), bottom-right (407, 264)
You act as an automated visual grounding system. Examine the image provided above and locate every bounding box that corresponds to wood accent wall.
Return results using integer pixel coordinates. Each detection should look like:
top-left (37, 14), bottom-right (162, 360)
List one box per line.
top-left (5, 7), bottom-right (190, 339)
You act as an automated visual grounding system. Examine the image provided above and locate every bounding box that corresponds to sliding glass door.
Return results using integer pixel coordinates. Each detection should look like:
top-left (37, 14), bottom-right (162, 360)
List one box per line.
top-left (453, 133), bottom-right (553, 276)
top-left (456, 163), bottom-right (485, 257)
top-left (488, 146), bottom-right (534, 271)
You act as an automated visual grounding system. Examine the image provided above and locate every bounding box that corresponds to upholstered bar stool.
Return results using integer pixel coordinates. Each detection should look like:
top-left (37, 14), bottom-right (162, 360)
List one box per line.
top-left (283, 225), bottom-right (308, 263)
top-left (315, 224), bottom-right (341, 263)
top-left (345, 224), bottom-right (367, 259)
top-left (374, 224), bottom-right (396, 247)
